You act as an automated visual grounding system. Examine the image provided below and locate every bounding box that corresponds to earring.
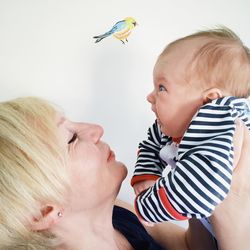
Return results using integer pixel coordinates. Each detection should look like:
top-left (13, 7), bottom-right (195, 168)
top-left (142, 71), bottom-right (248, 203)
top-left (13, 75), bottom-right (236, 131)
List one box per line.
top-left (57, 211), bottom-right (63, 217)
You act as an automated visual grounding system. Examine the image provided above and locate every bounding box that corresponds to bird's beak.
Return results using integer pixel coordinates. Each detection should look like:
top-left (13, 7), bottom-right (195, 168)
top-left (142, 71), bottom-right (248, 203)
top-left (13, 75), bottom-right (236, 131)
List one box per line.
top-left (133, 22), bottom-right (138, 26)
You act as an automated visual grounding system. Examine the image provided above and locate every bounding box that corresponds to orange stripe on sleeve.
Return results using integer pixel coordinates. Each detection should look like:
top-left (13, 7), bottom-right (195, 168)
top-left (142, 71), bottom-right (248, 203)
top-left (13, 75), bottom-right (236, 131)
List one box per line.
top-left (131, 175), bottom-right (160, 187)
top-left (158, 187), bottom-right (187, 220)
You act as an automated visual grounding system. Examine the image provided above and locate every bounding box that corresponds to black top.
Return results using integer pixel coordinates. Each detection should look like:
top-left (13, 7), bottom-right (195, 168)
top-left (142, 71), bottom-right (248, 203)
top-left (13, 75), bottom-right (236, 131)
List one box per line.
top-left (112, 205), bottom-right (165, 250)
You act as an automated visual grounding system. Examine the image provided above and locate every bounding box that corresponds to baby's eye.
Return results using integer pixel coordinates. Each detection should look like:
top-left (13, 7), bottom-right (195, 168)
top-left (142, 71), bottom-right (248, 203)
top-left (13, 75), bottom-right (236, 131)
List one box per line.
top-left (159, 85), bottom-right (167, 92)
top-left (68, 133), bottom-right (77, 144)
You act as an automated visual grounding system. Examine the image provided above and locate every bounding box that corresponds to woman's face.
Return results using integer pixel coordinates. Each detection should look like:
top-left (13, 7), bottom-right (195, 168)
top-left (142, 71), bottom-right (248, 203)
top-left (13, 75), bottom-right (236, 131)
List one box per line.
top-left (57, 116), bottom-right (127, 210)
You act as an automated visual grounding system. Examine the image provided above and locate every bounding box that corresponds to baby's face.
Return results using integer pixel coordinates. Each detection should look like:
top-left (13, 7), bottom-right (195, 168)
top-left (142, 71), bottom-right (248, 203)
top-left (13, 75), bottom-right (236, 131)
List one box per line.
top-left (147, 40), bottom-right (204, 138)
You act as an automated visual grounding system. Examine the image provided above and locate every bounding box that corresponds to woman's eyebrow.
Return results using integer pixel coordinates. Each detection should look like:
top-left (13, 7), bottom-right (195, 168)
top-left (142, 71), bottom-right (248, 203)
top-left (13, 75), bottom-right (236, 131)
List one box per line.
top-left (57, 116), bottom-right (66, 127)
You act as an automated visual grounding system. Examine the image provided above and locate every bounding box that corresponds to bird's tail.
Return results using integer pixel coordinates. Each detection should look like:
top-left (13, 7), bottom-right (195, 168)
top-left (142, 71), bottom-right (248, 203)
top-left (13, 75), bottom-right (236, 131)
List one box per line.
top-left (93, 31), bottom-right (112, 43)
top-left (93, 36), bottom-right (106, 43)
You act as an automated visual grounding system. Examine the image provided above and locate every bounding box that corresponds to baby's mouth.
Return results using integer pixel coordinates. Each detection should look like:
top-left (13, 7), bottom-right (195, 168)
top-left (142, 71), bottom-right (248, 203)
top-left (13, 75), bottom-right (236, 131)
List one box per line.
top-left (156, 117), bottom-right (161, 126)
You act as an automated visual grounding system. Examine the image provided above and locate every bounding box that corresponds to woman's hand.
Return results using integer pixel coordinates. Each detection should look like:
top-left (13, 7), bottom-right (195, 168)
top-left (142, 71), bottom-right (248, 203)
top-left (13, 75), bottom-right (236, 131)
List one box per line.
top-left (210, 120), bottom-right (250, 250)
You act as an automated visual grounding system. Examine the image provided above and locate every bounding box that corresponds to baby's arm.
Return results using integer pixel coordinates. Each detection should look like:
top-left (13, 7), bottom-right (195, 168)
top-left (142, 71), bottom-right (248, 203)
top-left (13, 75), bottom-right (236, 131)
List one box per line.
top-left (131, 120), bottom-right (170, 191)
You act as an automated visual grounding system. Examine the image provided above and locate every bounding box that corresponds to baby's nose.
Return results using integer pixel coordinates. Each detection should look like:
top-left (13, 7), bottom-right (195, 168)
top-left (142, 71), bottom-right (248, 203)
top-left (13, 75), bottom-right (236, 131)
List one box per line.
top-left (147, 91), bottom-right (155, 104)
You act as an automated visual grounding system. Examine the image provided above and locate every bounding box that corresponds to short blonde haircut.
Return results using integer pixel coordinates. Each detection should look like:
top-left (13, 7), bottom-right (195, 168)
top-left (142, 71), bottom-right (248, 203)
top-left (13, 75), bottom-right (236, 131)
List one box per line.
top-left (0, 97), bottom-right (69, 249)
top-left (160, 27), bottom-right (250, 97)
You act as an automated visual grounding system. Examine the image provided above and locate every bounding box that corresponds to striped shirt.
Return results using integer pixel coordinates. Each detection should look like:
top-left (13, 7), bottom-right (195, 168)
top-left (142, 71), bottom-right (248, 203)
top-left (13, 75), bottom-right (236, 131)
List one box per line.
top-left (131, 96), bottom-right (250, 222)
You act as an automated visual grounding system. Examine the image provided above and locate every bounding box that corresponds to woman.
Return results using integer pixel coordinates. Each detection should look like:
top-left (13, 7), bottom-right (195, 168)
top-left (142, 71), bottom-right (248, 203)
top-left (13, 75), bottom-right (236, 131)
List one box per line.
top-left (0, 97), bottom-right (174, 249)
top-left (0, 97), bottom-right (249, 249)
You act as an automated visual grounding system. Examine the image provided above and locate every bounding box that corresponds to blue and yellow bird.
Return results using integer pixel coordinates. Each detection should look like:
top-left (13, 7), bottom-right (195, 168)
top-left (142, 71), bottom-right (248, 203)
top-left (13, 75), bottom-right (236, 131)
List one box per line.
top-left (93, 17), bottom-right (137, 44)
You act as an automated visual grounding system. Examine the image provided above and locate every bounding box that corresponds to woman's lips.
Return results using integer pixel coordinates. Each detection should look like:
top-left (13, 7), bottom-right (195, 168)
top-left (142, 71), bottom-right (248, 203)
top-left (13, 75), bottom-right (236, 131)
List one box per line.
top-left (107, 150), bottom-right (115, 161)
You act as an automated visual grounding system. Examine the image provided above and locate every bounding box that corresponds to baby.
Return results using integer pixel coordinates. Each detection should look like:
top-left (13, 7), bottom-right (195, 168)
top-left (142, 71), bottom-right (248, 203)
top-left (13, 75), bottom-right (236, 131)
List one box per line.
top-left (131, 27), bottom-right (250, 234)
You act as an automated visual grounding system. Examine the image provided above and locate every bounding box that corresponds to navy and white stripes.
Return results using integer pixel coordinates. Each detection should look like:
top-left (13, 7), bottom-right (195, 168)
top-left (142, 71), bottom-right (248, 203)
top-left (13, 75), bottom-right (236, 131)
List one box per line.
top-left (132, 96), bottom-right (250, 222)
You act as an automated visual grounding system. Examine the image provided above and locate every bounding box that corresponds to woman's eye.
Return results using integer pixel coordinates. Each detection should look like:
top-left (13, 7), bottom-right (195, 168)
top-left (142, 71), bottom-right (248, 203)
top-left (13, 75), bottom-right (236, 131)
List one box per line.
top-left (68, 133), bottom-right (77, 144)
top-left (159, 85), bottom-right (166, 92)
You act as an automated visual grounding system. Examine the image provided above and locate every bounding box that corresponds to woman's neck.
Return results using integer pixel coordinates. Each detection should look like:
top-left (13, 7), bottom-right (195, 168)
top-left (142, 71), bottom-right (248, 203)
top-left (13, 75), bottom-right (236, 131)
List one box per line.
top-left (53, 202), bottom-right (130, 250)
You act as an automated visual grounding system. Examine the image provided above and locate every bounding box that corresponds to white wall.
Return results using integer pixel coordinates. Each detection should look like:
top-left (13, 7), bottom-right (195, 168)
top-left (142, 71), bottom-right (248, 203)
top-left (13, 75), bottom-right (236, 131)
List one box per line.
top-left (1, 0), bottom-right (249, 224)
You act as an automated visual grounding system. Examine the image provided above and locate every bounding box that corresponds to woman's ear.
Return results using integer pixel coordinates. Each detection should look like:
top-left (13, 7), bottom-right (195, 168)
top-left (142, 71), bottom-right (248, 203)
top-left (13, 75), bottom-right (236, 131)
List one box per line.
top-left (202, 88), bottom-right (223, 104)
top-left (30, 205), bottom-right (63, 231)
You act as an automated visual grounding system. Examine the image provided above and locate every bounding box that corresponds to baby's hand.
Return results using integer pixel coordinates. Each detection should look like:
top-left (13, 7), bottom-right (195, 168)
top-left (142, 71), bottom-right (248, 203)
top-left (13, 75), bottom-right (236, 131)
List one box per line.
top-left (133, 180), bottom-right (156, 196)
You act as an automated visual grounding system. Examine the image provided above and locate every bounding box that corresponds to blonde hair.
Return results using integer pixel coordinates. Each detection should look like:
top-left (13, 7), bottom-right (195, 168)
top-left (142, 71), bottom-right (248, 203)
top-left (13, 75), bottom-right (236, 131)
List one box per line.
top-left (160, 27), bottom-right (250, 97)
top-left (0, 97), bottom-right (69, 249)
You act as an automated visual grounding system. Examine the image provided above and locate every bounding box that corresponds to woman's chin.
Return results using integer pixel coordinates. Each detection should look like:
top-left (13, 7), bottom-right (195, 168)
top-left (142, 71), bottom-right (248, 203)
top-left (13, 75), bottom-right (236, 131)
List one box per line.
top-left (118, 161), bottom-right (128, 180)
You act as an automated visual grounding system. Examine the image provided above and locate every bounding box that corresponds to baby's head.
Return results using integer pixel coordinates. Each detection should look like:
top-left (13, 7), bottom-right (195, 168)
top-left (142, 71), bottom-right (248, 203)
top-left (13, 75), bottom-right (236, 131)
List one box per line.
top-left (160, 27), bottom-right (250, 97)
top-left (148, 27), bottom-right (250, 138)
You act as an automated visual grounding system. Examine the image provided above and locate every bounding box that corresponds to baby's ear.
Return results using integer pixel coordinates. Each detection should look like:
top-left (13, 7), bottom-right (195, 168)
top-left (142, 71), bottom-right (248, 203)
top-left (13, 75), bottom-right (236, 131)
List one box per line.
top-left (202, 88), bottom-right (223, 104)
top-left (30, 205), bottom-right (62, 231)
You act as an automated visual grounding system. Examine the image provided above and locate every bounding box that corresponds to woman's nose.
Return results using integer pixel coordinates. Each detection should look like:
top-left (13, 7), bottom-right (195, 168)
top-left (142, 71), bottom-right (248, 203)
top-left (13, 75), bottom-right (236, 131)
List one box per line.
top-left (83, 123), bottom-right (104, 143)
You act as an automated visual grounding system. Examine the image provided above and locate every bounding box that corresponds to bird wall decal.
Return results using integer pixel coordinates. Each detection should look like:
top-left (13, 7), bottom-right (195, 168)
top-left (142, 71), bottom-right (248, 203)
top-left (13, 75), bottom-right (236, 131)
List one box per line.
top-left (93, 17), bottom-right (137, 44)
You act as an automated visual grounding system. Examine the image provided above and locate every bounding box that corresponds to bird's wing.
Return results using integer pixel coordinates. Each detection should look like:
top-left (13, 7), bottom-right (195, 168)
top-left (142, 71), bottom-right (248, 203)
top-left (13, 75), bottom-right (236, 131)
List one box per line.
top-left (109, 20), bottom-right (127, 34)
top-left (93, 20), bottom-right (127, 41)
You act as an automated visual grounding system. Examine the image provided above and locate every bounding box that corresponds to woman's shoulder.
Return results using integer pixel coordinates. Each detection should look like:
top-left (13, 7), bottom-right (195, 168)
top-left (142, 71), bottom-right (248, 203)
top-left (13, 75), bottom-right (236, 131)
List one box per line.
top-left (113, 200), bottom-right (164, 250)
